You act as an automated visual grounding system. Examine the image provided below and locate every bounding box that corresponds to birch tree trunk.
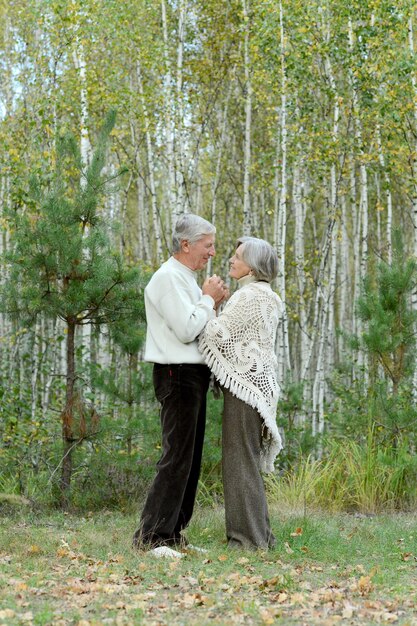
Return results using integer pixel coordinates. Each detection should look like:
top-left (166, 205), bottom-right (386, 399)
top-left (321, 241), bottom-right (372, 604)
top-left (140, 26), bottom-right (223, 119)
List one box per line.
top-left (274, 0), bottom-right (291, 386)
top-left (161, 0), bottom-right (177, 234)
top-left (293, 157), bottom-right (308, 383)
top-left (175, 0), bottom-right (187, 216)
top-left (408, 13), bottom-right (417, 394)
top-left (313, 34), bottom-right (341, 436)
top-left (73, 36), bottom-right (92, 392)
top-left (348, 17), bottom-right (369, 380)
top-left (31, 321), bottom-right (41, 421)
top-left (73, 44), bottom-right (92, 176)
top-left (137, 59), bottom-right (163, 264)
top-left (207, 83), bottom-right (232, 277)
top-left (376, 124), bottom-right (393, 263)
top-left (339, 194), bottom-right (351, 355)
top-left (242, 0), bottom-right (252, 235)
top-left (61, 318), bottom-right (77, 509)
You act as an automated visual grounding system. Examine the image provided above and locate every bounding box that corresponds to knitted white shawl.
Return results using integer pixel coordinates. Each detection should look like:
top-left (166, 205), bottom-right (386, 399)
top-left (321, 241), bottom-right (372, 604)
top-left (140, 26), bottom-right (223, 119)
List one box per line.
top-left (199, 276), bottom-right (283, 473)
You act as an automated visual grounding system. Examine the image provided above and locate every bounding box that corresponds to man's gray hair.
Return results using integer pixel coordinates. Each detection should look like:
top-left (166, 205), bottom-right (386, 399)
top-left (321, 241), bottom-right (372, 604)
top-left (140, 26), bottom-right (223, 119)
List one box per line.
top-left (172, 213), bottom-right (216, 253)
top-left (236, 236), bottom-right (279, 282)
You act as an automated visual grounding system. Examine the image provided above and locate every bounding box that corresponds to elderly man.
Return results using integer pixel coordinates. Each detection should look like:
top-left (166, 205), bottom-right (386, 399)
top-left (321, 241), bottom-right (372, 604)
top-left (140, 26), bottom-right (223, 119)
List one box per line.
top-left (133, 213), bottom-right (226, 557)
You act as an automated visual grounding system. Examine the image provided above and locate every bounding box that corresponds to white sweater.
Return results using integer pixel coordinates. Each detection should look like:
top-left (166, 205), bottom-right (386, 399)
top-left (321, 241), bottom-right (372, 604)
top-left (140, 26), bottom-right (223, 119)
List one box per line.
top-left (144, 256), bottom-right (216, 364)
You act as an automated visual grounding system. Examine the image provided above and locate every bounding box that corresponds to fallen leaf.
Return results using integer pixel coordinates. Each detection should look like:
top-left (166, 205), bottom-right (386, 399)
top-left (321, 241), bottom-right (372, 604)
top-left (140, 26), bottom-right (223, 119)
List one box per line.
top-left (0, 610), bottom-right (16, 620)
top-left (342, 604), bottom-right (355, 618)
top-left (290, 527), bottom-right (303, 537)
top-left (357, 575), bottom-right (374, 596)
top-left (260, 576), bottom-right (282, 590)
top-left (56, 548), bottom-right (70, 558)
top-left (20, 612), bottom-right (34, 622)
top-left (0, 555), bottom-right (11, 564)
top-left (260, 608), bottom-right (276, 624)
top-left (291, 592), bottom-right (305, 604)
top-left (181, 592), bottom-right (207, 607)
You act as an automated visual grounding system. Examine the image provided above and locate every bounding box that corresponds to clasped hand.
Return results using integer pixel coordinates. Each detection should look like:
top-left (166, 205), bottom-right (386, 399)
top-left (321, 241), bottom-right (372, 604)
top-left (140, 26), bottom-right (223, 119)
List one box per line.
top-left (202, 274), bottom-right (229, 308)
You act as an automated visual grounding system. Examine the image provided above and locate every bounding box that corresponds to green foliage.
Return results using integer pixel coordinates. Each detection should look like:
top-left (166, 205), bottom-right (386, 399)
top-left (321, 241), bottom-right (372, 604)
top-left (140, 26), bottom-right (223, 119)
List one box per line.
top-left (276, 381), bottom-right (316, 468)
top-left (330, 231), bottom-right (417, 450)
top-left (1, 111), bottom-right (147, 506)
top-left (3, 110), bottom-right (145, 330)
top-left (355, 230), bottom-right (417, 392)
top-left (267, 433), bottom-right (417, 514)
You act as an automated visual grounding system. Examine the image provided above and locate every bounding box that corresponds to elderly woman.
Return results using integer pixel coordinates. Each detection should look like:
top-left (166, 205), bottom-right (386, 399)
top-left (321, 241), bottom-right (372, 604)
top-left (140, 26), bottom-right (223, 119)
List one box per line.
top-left (199, 236), bottom-right (283, 550)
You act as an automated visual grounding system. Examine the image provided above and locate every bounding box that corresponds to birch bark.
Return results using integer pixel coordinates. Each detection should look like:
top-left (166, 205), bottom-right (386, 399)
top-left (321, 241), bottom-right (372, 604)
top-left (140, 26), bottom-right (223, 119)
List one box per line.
top-left (175, 0), bottom-right (187, 216)
top-left (73, 37), bottom-right (93, 396)
top-left (137, 59), bottom-right (163, 264)
top-left (242, 0), bottom-right (252, 235)
top-left (407, 14), bottom-right (417, 394)
top-left (161, 0), bottom-right (177, 233)
top-left (376, 124), bottom-right (393, 263)
top-left (274, 0), bottom-right (291, 386)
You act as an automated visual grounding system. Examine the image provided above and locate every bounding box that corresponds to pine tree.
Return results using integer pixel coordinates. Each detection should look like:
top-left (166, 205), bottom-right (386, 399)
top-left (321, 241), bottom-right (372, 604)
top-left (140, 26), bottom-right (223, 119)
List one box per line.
top-left (353, 230), bottom-right (417, 448)
top-left (2, 111), bottom-right (146, 508)
top-left (92, 318), bottom-right (149, 456)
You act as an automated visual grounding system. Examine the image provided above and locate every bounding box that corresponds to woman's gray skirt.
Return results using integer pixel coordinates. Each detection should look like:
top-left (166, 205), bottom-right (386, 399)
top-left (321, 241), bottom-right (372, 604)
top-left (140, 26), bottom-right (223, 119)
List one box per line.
top-left (222, 388), bottom-right (275, 550)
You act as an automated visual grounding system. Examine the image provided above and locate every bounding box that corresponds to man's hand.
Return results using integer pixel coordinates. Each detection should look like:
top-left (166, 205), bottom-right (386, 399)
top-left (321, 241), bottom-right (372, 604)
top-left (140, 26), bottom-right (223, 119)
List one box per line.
top-left (202, 274), bottom-right (228, 308)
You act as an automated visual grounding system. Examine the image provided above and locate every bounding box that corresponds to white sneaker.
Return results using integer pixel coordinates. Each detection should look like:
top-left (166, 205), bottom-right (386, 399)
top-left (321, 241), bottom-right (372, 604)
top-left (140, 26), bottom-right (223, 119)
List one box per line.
top-left (184, 544), bottom-right (208, 553)
top-left (150, 546), bottom-right (185, 559)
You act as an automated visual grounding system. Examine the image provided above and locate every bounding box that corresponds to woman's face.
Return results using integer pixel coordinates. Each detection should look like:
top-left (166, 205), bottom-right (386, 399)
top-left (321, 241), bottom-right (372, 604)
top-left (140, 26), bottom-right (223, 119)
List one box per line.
top-left (229, 244), bottom-right (252, 279)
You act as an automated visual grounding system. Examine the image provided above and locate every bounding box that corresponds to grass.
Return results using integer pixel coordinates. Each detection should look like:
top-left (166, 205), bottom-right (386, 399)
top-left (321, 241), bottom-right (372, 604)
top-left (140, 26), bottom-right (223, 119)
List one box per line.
top-left (266, 438), bottom-right (417, 514)
top-left (1, 505), bottom-right (417, 625)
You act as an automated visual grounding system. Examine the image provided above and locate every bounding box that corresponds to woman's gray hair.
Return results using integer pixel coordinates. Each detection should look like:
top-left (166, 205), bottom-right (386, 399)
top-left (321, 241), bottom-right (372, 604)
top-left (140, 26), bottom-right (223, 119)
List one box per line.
top-left (172, 213), bottom-right (216, 253)
top-left (236, 236), bottom-right (279, 282)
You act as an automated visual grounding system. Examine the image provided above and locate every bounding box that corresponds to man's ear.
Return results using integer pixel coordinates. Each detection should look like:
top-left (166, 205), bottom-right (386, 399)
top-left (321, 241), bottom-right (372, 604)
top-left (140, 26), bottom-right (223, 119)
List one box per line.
top-left (181, 239), bottom-right (190, 253)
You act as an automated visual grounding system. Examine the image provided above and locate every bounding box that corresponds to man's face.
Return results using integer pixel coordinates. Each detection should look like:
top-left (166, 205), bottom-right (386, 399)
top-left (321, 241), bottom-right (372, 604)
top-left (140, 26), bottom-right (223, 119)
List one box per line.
top-left (183, 234), bottom-right (216, 270)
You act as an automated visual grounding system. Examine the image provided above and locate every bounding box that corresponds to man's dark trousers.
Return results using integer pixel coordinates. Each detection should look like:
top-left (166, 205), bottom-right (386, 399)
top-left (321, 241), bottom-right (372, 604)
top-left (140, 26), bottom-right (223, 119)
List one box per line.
top-left (134, 363), bottom-right (210, 548)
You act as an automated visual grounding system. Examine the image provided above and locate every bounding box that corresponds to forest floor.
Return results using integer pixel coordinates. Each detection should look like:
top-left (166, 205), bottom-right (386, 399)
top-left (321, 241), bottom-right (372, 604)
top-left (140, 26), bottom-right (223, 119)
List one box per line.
top-left (1, 505), bottom-right (417, 625)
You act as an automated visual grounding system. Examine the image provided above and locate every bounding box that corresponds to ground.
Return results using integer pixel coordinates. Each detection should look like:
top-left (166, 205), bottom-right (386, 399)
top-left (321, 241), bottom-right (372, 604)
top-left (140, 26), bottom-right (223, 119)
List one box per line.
top-left (1, 506), bottom-right (417, 625)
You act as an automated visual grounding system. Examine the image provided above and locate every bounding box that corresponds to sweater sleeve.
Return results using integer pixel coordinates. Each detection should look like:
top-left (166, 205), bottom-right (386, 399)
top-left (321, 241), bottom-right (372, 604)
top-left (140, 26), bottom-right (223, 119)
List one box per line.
top-left (157, 278), bottom-right (215, 344)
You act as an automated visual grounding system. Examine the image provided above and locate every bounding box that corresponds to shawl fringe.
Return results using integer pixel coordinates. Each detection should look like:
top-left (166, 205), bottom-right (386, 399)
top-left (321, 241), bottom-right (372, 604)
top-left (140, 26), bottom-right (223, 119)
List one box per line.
top-left (200, 343), bottom-right (283, 473)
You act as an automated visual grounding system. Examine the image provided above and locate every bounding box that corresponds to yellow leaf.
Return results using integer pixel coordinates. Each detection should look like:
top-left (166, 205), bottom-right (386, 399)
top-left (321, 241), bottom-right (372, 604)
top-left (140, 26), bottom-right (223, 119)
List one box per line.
top-left (56, 548), bottom-right (70, 558)
top-left (0, 610), bottom-right (16, 620)
top-left (357, 575), bottom-right (373, 596)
